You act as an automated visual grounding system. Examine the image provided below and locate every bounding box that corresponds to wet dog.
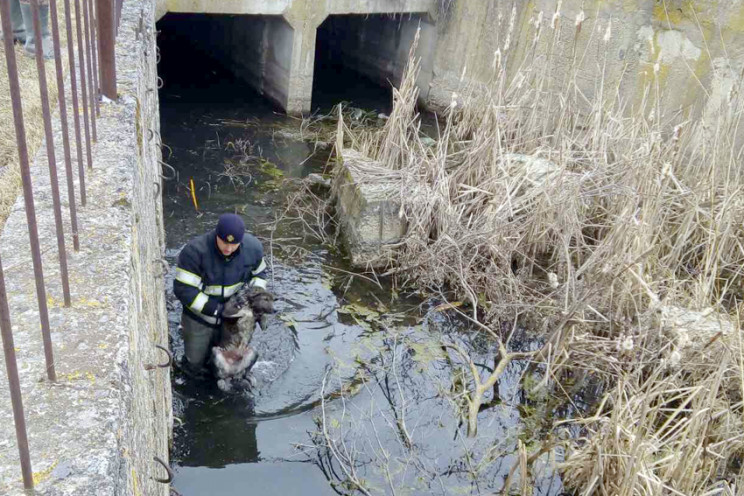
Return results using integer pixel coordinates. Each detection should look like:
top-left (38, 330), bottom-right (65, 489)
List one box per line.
top-left (211, 286), bottom-right (274, 392)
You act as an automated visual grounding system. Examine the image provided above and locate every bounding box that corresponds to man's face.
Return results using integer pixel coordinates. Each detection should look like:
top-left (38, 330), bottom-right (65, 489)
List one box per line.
top-left (216, 236), bottom-right (240, 257)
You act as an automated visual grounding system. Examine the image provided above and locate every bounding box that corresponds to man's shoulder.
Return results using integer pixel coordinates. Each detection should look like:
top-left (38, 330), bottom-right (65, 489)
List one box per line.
top-left (241, 234), bottom-right (264, 258)
top-left (179, 231), bottom-right (212, 258)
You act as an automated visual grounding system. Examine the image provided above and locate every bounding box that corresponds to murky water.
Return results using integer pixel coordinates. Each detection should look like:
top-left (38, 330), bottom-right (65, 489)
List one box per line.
top-left (158, 15), bottom-right (564, 496)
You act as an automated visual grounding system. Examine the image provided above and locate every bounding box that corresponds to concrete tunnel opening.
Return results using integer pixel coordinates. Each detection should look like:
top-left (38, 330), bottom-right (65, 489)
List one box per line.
top-left (155, 11), bottom-right (435, 114)
top-left (312, 13), bottom-right (435, 113)
top-left (156, 13), bottom-right (294, 110)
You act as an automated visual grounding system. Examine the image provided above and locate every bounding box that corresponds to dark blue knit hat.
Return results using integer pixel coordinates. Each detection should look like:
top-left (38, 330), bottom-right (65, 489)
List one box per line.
top-left (216, 213), bottom-right (245, 244)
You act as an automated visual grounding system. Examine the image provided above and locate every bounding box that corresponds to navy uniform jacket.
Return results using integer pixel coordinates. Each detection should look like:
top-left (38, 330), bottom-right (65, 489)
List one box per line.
top-left (174, 230), bottom-right (268, 327)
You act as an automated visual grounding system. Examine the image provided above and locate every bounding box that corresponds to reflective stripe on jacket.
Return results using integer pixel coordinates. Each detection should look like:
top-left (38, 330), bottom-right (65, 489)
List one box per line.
top-left (174, 230), bottom-right (268, 327)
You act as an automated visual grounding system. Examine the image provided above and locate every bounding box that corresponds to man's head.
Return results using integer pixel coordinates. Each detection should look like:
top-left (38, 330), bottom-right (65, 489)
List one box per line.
top-left (216, 213), bottom-right (245, 257)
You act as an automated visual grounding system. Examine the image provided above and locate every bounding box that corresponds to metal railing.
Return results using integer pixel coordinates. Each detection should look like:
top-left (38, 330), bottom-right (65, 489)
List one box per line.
top-left (0, 0), bottom-right (120, 488)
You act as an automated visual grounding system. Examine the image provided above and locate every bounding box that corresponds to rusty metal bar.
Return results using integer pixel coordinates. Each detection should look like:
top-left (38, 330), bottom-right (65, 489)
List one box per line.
top-left (30, 0), bottom-right (72, 307)
top-left (144, 345), bottom-right (173, 370)
top-left (96, 0), bottom-right (116, 100)
top-left (63, 0), bottom-right (87, 206)
top-left (116, 0), bottom-right (122, 32)
top-left (153, 456), bottom-right (174, 484)
top-left (0, 0), bottom-right (57, 383)
top-left (74, 0), bottom-right (93, 170)
top-left (86, 0), bottom-right (100, 117)
top-left (81, 0), bottom-right (96, 141)
top-left (0, 253), bottom-right (33, 490)
top-left (50, 0), bottom-right (80, 251)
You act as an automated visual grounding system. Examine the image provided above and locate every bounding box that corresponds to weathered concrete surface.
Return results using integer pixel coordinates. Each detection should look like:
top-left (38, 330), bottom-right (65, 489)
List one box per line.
top-left (0, 0), bottom-right (171, 494)
top-left (156, 0), bottom-right (437, 114)
top-left (429, 0), bottom-right (744, 121)
top-left (334, 149), bottom-right (406, 268)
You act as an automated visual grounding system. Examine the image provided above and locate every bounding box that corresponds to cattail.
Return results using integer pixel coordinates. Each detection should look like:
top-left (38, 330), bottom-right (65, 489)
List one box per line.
top-left (616, 335), bottom-right (634, 351)
top-left (575, 10), bottom-right (585, 27)
top-left (575, 10), bottom-right (585, 35)
top-left (672, 123), bottom-right (683, 141)
top-left (552, 0), bottom-right (562, 29)
top-left (669, 349), bottom-right (682, 366)
top-left (492, 48), bottom-right (503, 70)
top-left (604, 19), bottom-right (612, 42)
top-left (504, 4), bottom-right (517, 51)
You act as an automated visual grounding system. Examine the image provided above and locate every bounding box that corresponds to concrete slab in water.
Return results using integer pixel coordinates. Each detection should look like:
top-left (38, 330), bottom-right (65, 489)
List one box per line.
top-left (334, 149), bottom-right (406, 268)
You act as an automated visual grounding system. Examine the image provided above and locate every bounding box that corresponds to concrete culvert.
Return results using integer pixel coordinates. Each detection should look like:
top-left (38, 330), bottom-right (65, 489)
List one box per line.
top-left (312, 13), bottom-right (436, 112)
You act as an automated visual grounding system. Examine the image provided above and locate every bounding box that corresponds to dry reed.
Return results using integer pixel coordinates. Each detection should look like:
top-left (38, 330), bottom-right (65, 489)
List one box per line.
top-left (0, 0), bottom-right (70, 230)
top-left (328, 11), bottom-right (744, 494)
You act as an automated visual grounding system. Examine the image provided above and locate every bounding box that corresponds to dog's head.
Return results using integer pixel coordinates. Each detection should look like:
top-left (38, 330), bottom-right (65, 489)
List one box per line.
top-left (251, 291), bottom-right (274, 316)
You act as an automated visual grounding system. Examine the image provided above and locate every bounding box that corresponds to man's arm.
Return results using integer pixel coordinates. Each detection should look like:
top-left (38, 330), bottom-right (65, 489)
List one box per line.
top-left (245, 237), bottom-right (269, 290)
top-left (174, 245), bottom-right (223, 319)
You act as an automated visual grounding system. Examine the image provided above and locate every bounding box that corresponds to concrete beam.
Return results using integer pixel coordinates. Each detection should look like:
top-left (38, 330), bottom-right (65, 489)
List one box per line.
top-left (162, 0), bottom-right (435, 16)
top-left (165, 0), bottom-right (290, 15)
top-left (324, 0), bottom-right (435, 15)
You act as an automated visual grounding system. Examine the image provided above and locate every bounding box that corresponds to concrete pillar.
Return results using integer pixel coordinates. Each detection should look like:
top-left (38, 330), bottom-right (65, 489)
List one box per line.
top-left (283, 14), bottom-right (325, 115)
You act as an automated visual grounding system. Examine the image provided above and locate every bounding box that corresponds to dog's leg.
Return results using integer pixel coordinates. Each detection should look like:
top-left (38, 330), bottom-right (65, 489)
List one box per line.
top-left (217, 378), bottom-right (232, 392)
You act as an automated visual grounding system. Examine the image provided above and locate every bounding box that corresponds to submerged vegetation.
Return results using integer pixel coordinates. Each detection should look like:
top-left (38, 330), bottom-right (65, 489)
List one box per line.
top-left (287, 13), bottom-right (744, 495)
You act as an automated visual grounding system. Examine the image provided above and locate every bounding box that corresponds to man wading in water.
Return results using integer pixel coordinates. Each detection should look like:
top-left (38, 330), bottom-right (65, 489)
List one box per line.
top-left (173, 213), bottom-right (269, 379)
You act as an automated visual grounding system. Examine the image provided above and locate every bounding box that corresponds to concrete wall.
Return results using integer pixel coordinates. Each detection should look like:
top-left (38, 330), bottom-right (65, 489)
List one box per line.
top-left (318, 13), bottom-right (436, 103)
top-left (264, 18), bottom-right (295, 110)
top-left (429, 0), bottom-right (744, 121)
top-left (155, 0), bottom-right (437, 114)
top-left (0, 0), bottom-right (171, 494)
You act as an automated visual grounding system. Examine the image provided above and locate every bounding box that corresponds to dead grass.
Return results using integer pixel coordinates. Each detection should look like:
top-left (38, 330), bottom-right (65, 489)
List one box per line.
top-left (326, 11), bottom-right (744, 495)
top-left (0, 0), bottom-right (70, 230)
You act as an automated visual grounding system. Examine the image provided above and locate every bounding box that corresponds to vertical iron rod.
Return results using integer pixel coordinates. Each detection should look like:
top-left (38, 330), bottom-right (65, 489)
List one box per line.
top-left (0, 254), bottom-right (33, 490)
top-left (0, 0), bottom-right (57, 383)
top-left (81, 0), bottom-right (96, 141)
top-left (0, 4), bottom-right (36, 487)
top-left (50, 0), bottom-right (80, 251)
top-left (86, 0), bottom-right (100, 117)
top-left (30, 0), bottom-right (72, 307)
top-left (116, 0), bottom-right (122, 33)
top-left (63, 0), bottom-right (87, 206)
top-left (96, 0), bottom-right (115, 99)
top-left (73, 0), bottom-right (93, 170)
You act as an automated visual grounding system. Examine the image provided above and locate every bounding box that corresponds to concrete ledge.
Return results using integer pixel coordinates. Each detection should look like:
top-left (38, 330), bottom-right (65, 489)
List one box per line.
top-left (0, 0), bottom-right (170, 494)
top-left (334, 149), bottom-right (406, 268)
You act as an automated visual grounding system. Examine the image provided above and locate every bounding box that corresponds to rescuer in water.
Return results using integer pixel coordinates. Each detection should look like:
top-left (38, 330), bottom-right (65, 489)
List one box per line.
top-left (173, 213), bottom-right (269, 378)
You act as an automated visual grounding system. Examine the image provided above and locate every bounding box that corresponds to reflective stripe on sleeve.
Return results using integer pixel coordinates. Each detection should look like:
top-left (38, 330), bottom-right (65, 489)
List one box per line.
top-left (189, 292), bottom-right (209, 313)
top-left (175, 268), bottom-right (202, 288)
top-left (203, 282), bottom-right (244, 297)
top-left (203, 285), bottom-right (222, 296)
top-left (223, 282), bottom-right (244, 297)
top-left (252, 259), bottom-right (267, 275)
top-left (249, 277), bottom-right (267, 289)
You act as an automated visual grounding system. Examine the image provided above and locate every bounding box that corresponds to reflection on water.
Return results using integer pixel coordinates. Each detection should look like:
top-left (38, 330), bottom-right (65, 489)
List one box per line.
top-left (159, 14), bottom-right (564, 496)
